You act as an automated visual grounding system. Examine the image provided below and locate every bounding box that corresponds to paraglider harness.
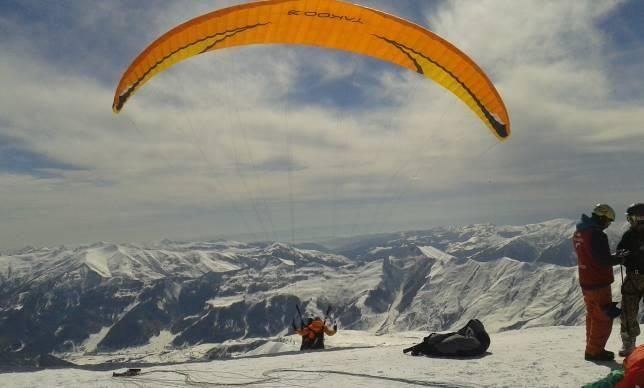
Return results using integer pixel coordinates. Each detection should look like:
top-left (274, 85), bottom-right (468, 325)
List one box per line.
top-left (113, 368), bottom-right (141, 377)
top-left (293, 305), bottom-right (334, 350)
top-left (303, 320), bottom-right (325, 349)
top-left (403, 319), bottom-right (490, 358)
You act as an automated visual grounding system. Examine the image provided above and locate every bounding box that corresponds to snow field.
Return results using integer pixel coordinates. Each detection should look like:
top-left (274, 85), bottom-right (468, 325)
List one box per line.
top-left (4, 325), bottom-right (629, 387)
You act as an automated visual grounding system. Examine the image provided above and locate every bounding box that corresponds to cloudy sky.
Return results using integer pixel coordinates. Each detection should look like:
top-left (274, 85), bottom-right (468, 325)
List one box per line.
top-left (1, 0), bottom-right (643, 249)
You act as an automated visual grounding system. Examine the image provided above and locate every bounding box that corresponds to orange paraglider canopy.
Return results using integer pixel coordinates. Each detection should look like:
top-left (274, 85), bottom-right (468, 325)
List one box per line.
top-left (113, 0), bottom-right (510, 140)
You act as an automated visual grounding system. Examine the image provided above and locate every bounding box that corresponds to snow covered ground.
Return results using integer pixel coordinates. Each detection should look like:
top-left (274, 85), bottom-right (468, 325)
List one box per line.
top-left (3, 324), bottom-right (631, 387)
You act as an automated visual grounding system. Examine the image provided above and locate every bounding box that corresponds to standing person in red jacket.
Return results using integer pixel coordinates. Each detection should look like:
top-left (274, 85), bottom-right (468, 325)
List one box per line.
top-left (573, 204), bottom-right (624, 361)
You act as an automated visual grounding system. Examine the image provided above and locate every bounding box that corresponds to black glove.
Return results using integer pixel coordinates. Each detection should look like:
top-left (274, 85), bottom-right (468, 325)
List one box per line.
top-left (602, 302), bottom-right (621, 319)
top-left (333, 324), bottom-right (337, 331)
top-left (292, 322), bottom-right (297, 331)
top-left (617, 249), bottom-right (631, 258)
top-left (616, 249), bottom-right (631, 264)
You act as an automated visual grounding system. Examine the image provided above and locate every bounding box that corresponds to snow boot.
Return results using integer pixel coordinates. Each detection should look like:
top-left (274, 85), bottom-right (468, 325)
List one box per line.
top-left (585, 350), bottom-right (614, 361)
top-left (619, 337), bottom-right (636, 357)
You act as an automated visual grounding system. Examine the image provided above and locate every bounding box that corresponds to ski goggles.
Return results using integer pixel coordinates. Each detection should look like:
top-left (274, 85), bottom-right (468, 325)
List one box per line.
top-left (627, 215), bottom-right (644, 224)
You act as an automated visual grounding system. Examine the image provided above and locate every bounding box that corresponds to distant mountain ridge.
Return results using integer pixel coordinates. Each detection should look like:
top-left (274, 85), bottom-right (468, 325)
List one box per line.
top-left (0, 219), bottom-right (628, 365)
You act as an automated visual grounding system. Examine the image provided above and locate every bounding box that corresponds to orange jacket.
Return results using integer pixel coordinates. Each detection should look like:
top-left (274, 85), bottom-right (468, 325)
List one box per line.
top-left (296, 318), bottom-right (336, 349)
top-left (617, 345), bottom-right (644, 388)
top-left (297, 319), bottom-right (336, 339)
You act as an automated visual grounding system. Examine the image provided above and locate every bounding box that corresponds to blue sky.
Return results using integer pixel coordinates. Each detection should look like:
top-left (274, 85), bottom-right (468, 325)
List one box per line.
top-left (1, 0), bottom-right (643, 249)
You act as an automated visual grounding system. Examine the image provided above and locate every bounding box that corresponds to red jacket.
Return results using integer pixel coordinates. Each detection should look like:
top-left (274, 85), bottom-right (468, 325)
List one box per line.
top-left (573, 214), bottom-right (618, 289)
top-left (617, 344), bottom-right (644, 387)
top-left (296, 318), bottom-right (336, 350)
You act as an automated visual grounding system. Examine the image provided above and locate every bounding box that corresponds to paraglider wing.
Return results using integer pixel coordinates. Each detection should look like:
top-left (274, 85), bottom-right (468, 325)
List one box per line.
top-left (113, 0), bottom-right (510, 140)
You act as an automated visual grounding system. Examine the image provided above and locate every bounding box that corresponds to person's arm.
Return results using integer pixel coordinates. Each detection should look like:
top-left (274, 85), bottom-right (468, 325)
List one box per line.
top-left (324, 324), bottom-right (337, 336)
top-left (617, 232), bottom-right (635, 268)
top-left (617, 232), bottom-right (630, 252)
top-left (590, 230), bottom-right (622, 266)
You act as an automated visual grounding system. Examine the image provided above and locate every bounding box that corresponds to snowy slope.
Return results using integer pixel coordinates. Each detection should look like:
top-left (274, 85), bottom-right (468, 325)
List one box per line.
top-left (0, 219), bottom-right (631, 367)
top-left (3, 324), bottom-right (633, 387)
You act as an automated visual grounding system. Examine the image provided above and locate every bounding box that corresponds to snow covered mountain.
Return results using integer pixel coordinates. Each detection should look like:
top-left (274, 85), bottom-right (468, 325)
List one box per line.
top-left (0, 219), bottom-right (629, 367)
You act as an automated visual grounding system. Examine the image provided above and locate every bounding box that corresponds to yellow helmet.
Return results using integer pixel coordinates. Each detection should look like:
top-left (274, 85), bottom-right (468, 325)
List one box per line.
top-left (592, 203), bottom-right (616, 222)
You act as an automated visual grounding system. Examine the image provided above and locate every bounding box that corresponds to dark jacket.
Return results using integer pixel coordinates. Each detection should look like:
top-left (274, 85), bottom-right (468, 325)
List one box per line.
top-left (618, 228), bottom-right (644, 273)
top-left (573, 214), bottom-right (620, 289)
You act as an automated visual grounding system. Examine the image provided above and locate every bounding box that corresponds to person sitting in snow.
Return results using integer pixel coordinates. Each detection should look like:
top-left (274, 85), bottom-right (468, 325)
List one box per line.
top-left (294, 316), bottom-right (336, 350)
top-left (584, 343), bottom-right (644, 387)
top-left (617, 343), bottom-right (644, 387)
top-left (573, 203), bottom-right (625, 362)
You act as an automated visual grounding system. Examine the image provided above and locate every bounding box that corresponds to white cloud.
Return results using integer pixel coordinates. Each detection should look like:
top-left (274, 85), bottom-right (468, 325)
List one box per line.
top-left (1, 0), bottom-right (643, 249)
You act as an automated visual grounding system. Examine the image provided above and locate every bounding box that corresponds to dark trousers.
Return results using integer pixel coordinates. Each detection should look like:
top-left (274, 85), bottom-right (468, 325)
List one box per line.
top-left (621, 273), bottom-right (644, 340)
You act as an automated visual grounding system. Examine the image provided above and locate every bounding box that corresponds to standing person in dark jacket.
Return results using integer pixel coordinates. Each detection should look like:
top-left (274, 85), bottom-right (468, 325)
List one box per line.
top-left (573, 204), bottom-right (624, 361)
top-left (619, 203), bottom-right (644, 357)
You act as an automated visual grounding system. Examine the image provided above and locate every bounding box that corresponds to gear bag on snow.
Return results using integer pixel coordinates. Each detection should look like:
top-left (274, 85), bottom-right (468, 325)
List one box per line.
top-left (113, 368), bottom-right (141, 377)
top-left (403, 319), bottom-right (490, 357)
